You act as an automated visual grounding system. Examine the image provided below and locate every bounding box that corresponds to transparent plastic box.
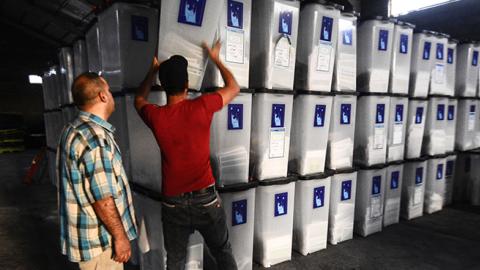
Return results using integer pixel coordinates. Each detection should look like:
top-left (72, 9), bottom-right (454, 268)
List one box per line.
top-left (388, 21), bottom-right (414, 95)
top-left (422, 96), bottom-right (448, 156)
top-left (405, 98), bottom-right (428, 159)
top-left (455, 98), bottom-right (477, 151)
top-left (429, 33), bottom-right (449, 95)
top-left (58, 47), bottom-right (75, 105)
top-left (357, 17), bottom-right (394, 93)
top-left (211, 91), bottom-right (252, 186)
top-left (328, 169), bottom-right (357, 245)
top-left (387, 95), bottom-right (408, 162)
top-left (250, 91), bottom-right (293, 180)
top-left (444, 154), bottom-right (456, 206)
top-left (85, 23), bottom-right (102, 73)
top-left (355, 165), bottom-right (386, 237)
top-left (250, 0), bottom-right (300, 90)
top-left (218, 182), bottom-right (257, 270)
top-left (289, 92), bottom-right (333, 176)
top-left (98, 3), bottom-right (158, 90)
top-left (424, 156), bottom-right (446, 214)
top-left (202, 0), bottom-right (251, 89)
top-left (354, 94), bottom-right (390, 166)
top-left (445, 38), bottom-right (458, 97)
top-left (254, 177), bottom-right (296, 267)
top-left (383, 162), bottom-right (403, 227)
top-left (332, 12), bottom-right (357, 92)
top-left (445, 98), bottom-right (457, 152)
top-left (73, 39), bottom-right (89, 78)
top-left (401, 158), bottom-right (427, 220)
top-left (409, 31), bottom-right (435, 97)
top-left (326, 93), bottom-right (357, 170)
top-left (455, 43), bottom-right (479, 97)
top-left (294, 2), bottom-right (340, 92)
top-left (293, 172), bottom-right (331, 255)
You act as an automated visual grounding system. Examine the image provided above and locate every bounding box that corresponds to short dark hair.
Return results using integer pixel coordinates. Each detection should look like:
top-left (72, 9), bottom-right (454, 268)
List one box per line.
top-left (158, 55), bottom-right (189, 96)
top-left (71, 72), bottom-right (106, 106)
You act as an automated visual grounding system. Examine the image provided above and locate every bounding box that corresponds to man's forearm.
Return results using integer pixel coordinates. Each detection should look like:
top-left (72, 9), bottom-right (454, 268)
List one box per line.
top-left (136, 69), bottom-right (156, 100)
top-left (92, 196), bottom-right (128, 241)
top-left (214, 58), bottom-right (238, 90)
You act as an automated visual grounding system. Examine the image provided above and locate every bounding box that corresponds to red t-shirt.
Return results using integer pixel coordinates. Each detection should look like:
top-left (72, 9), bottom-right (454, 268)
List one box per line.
top-left (140, 93), bottom-right (223, 196)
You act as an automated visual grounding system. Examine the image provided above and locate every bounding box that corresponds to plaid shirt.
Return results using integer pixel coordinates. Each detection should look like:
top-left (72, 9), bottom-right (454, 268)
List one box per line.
top-left (57, 111), bottom-right (137, 262)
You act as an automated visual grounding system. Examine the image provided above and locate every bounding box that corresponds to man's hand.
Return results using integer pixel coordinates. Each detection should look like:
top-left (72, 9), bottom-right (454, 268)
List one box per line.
top-left (151, 56), bottom-right (160, 73)
top-left (113, 236), bottom-right (131, 263)
top-left (202, 40), bottom-right (221, 63)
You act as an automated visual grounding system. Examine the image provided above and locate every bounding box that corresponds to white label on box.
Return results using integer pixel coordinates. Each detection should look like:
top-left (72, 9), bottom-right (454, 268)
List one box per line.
top-left (370, 196), bottom-right (382, 218)
top-left (225, 28), bottom-right (245, 64)
top-left (413, 187), bottom-right (423, 205)
top-left (316, 43), bottom-right (332, 71)
top-left (338, 53), bottom-right (356, 90)
top-left (433, 64), bottom-right (445, 84)
top-left (393, 124), bottom-right (403, 145)
top-left (274, 36), bottom-right (291, 67)
top-left (468, 113), bottom-right (476, 131)
top-left (374, 124), bottom-right (385, 149)
top-left (269, 128), bottom-right (286, 158)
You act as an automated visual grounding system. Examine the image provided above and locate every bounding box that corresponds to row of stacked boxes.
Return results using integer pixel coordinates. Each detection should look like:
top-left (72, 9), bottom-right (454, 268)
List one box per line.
top-left (39, 0), bottom-right (480, 269)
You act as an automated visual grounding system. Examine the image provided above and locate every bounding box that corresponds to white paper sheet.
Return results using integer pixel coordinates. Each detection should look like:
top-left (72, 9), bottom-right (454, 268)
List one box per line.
top-left (317, 43), bottom-right (332, 71)
top-left (413, 187), bottom-right (423, 205)
top-left (226, 28), bottom-right (245, 64)
top-left (393, 124), bottom-right (403, 145)
top-left (269, 128), bottom-right (286, 158)
top-left (337, 53), bottom-right (356, 90)
top-left (374, 125), bottom-right (385, 149)
top-left (370, 196), bottom-right (382, 218)
top-left (274, 37), bottom-right (291, 68)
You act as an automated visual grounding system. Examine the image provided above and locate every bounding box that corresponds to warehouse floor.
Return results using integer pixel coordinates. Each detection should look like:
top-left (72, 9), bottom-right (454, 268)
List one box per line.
top-left (1, 151), bottom-right (479, 270)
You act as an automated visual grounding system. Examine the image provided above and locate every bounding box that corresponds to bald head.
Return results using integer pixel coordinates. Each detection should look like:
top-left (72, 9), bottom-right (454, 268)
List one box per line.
top-left (72, 72), bottom-right (107, 107)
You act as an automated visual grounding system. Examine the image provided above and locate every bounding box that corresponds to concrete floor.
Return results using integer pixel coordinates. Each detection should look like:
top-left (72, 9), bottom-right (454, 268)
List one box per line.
top-left (1, 150), bottom-right (479, 270)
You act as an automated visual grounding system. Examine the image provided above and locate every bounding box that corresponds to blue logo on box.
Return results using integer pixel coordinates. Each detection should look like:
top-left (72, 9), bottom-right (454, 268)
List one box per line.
top-left (321, 16), bottom-right (333, 42)
top-left (395, 105), bottom-right (404, 123)
top-left (415, 107), bottom-right (424, 124)
top-left (372, 176), bottom-right (382, 195)
top-left (232, 199), bottom-right (247, 226)
top-left (341, 180), bottom-right (352, 201)
top-left (423, 42), bottom-right (431, 60)
top-left (416, 167), bottom-right (423, 185)
top-left (378, 30), bottom-right (389, 51)
top-left (376, 104), bottom-right (385, 124)
top-left (447, 48), bottom-right (454, 64)
top-left (400, 34), bottom-right (409, 54)
top-left (314, 105), bottom-right (326, 127)
top-left (437, 104), bottom-right (445, 121)
top-left (437, 163), bottom-right (444, 180)
top-left (279, 11), bottom-right (293, 35)
top-left (436, 43), bottom-right (444, 60)
top-left (448, 105), bottom-right (455, 121)
top-left (178, 0), bottom-right (207, 27)
top-left (343, 29), bottom-right (353, 45)
top-left (391, 171), bottom-right (400, 189)
top-left (274, 192), bottom-right (288, 217)
top-left (271, 104), bottom-right (285, 128)
top-left (227, 0), bottom-right (243, 29)
top-left (446, 160), bottom-right (454, 176)
top-left (473, 51), bottom-right (479, 66)
top-left (313, 186), bottom-right (325, 209)
top-left (470, 105), bottom-right (476, 113)
top-left (131, 16), bottom-right (148, 42)
top-left (228, 104), bottom-right (243, 130)
top-left (447, 48), bottom-right (453, 64)
top-left (340, 104), bottom-right (351, 125)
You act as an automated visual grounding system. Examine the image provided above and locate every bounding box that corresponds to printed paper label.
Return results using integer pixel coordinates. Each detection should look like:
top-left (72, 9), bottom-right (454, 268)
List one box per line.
top-left (274, 36), bottom-right (291, 67)
top-left (226, 29), bottom-right (245, 64)
top-left (269, 128), bottom-right (286, 158)
top-left (317, 43), bottom-right (332, 71)
top-left (371, 196), bottom-right (382, 218)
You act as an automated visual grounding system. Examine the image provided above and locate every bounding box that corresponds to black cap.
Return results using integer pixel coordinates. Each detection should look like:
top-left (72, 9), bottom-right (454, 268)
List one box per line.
top-left (158, 55), bottom-right (189, 93)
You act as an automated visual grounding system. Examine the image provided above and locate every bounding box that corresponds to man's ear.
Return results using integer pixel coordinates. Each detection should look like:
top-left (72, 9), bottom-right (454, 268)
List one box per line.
top-left (98, 90), bottom-right (108, 103)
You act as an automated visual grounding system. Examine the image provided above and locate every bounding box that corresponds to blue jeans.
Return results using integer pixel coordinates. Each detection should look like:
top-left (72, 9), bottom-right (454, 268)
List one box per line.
top-left (161, 189), bottom-right (237, 270)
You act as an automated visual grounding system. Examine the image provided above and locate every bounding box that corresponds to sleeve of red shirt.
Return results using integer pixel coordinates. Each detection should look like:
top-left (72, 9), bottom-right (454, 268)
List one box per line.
top-left (139, 104), bottom-right (160, 129)
top-left (200, 93), bottom-right (224, 113)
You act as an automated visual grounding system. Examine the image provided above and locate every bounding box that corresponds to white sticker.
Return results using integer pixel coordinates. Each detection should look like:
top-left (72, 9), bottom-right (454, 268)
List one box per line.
top-left (393, 124), bottom-right (403, 145)
top-left (269, 128), bottom-right (286, 158)
top-left (468, 113), bottom-right (476, 131)
top-left (316, 43), bottom-right (332, 71)
top-left (274, 36), bottom-right (291, 67)
top-left (374, 124), bottom-right (385, 149)
top-left (413, 187), bottom-right (423, 205)
top-left (371, 196), bottom-right (382, 218)
top-left (433, 64), bottom-right (445, 84)
top-left (226, 28), bottom-right (245, 64)
top-left (337, 53), bottom-right (356, 90)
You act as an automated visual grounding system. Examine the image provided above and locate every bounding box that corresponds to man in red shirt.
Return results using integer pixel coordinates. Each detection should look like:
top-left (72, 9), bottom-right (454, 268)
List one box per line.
top-left (134, 41), bottom-right (240, 270)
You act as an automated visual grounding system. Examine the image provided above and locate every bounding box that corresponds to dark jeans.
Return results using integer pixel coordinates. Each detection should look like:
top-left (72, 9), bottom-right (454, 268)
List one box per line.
top-left (161, 189), bottom-right (237, 270)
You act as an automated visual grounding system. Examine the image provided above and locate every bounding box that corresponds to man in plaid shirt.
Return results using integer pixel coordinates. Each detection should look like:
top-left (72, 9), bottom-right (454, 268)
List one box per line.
top-left (57, 73), bottom-right (137, 269)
